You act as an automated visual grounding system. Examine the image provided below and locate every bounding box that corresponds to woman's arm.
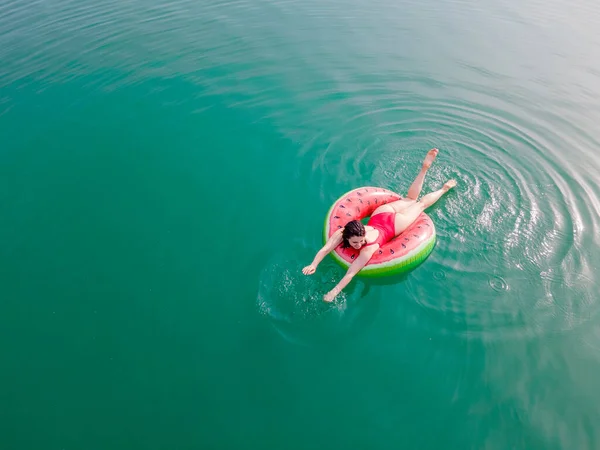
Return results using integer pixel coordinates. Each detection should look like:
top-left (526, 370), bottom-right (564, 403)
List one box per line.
top-left (323, 244), bottom-right (378, 302)
top-left (302, 228), bottom-right (344, 275)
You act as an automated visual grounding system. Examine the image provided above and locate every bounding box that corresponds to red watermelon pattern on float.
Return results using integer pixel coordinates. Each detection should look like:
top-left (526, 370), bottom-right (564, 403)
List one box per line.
top-left (325, 187), bottom-right (435, 266)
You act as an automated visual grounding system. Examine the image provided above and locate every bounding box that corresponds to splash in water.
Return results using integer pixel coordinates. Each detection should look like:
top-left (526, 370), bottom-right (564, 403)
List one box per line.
top-left (256, 248), bottom-right (378, 346)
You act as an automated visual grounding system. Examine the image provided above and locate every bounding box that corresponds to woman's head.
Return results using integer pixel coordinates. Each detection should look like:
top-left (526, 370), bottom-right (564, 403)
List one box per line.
top-left (342, 220), bottom-right (366, 249)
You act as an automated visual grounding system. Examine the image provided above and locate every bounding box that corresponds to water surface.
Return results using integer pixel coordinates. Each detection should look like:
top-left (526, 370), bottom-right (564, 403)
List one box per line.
top-left (2, 0), bottom-right (600, 449)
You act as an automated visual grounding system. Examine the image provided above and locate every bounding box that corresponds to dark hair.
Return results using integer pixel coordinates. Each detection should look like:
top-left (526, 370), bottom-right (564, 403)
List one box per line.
top-left (342, 220), bottom-right (366, 248)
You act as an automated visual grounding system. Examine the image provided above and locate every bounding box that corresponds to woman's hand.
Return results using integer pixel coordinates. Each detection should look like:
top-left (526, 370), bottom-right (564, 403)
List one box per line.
top-left (323, 244), bottom-right (378, 302)
top-left (323, 290), bottom-right (338, 302)
top-left (302, 230), bottom-right (343, 276)
top-left (302, 264), bottom-right (316, 275)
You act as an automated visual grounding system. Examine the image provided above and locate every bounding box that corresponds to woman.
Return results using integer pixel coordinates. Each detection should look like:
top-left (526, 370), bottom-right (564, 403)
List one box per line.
top-left (303, 148), bottom-right (456, 302)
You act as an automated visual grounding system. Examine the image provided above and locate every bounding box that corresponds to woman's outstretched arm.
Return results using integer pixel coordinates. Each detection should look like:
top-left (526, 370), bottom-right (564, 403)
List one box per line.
top-left (302, 228), bottom-right (344, 275)
top-left (323, 244), bottom-right (378, 302)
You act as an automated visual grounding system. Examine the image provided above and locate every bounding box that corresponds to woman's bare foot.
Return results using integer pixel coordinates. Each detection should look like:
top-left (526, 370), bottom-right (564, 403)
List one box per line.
top-left (422, 148), bottom-right (439, 169)
top-left (443, 179), bottom-right (457, 191)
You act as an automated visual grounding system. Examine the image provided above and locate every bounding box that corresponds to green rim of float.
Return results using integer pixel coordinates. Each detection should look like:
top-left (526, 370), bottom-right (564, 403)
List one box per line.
top-left (323, 186), bottom-right (437, 278)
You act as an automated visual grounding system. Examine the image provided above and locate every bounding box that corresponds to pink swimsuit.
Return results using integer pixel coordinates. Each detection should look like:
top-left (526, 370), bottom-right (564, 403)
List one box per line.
top-left (365, 212), bottom-right (396, 246)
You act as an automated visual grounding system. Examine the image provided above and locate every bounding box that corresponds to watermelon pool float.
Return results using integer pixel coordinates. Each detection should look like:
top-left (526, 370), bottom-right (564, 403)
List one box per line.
top-left (323, 186), bottom-right (436, 278)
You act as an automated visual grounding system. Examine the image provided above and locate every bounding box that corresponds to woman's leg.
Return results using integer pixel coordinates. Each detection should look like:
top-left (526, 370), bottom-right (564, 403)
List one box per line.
top-left (372, 148), bottom-right (440, 215)
top-left (419, 179), bottom-right (456, 208)
top-left (393, 180), bottom-right (456, 234)
top-left (405, 148), bottom-right (438, 200)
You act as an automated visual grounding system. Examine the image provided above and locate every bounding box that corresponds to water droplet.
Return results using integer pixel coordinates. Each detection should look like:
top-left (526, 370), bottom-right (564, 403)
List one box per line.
top-left (484, 242), bottom-right (497, 252)
top-left (489, 275), bottom-right (508, 292)
top-left (433, 271), bottom-right (446, 281)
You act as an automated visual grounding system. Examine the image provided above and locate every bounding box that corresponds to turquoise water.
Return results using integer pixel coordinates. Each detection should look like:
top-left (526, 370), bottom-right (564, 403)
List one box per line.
top-left (2, 0), bottom-right (600, 448)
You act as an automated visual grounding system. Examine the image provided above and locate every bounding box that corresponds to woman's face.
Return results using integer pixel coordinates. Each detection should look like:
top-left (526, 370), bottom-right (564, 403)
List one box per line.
top-left (348, 235), bottom-right (366, 249)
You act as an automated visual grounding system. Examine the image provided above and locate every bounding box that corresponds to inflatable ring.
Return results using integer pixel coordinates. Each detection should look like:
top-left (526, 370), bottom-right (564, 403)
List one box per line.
top-left (323, 186), bottom-right (436, 278)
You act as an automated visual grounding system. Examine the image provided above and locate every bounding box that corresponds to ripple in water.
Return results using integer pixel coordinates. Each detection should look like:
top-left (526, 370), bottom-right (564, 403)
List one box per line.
top-left (3, 0), bottom-right (599, 343)
top-left (488, 276), bottom-right (508, 293)
top-left (294, 83), bottom-right (600, 340)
